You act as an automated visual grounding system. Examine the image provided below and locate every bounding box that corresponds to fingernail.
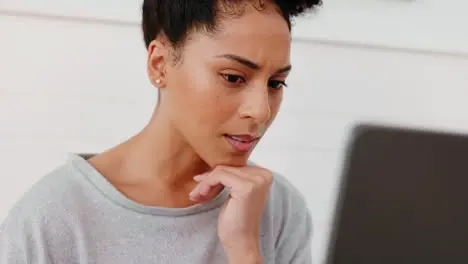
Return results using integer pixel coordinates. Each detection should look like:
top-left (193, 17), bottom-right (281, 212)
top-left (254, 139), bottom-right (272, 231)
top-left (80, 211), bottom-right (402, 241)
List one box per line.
top-left (189, 186), bottom-right (199, 197)
top-left (199, 184), bottom-right (210, 196)
top-left (193, 175), bottom-right (202, 182)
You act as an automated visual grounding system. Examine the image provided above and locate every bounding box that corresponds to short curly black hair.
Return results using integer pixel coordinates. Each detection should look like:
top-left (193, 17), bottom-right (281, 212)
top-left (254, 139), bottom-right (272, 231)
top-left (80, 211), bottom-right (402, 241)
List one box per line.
top-left (142, 0), bottom-right (321, 50)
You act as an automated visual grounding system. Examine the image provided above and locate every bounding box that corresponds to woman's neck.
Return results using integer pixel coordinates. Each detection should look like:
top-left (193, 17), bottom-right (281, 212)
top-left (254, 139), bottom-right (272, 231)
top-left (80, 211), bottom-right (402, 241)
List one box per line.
top-left (88, 112), bottom-right (211, 207)
top-left (127, 125), bottom-right (210, 187)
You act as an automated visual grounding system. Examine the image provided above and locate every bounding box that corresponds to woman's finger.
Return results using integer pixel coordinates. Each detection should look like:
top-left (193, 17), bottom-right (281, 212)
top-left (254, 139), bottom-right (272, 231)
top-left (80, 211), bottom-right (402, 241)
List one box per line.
top-left (189, 183), bottom-right (223, 201)
top-left (221, 165), bottom-right (271, 184)
top-left (190, 169), bottom-right (243, 199)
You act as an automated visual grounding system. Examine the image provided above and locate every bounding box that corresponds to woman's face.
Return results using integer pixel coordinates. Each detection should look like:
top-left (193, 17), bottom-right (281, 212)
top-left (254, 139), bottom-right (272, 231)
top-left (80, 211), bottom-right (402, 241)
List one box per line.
top-left (150, 3), bottom-right (291, 167)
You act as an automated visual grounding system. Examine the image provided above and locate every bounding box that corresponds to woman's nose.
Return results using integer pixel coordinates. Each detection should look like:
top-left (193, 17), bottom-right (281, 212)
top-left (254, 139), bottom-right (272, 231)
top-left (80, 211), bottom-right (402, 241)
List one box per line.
top-left (238, 88), bottom-right (271, 125)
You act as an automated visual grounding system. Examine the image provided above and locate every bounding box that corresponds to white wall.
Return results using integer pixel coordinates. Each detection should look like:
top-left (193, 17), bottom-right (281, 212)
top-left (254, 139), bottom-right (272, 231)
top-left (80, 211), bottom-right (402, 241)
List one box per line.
top-left (293, 0), bottom-right (468, 55)
top-left (2, 1), bottom-right (468, 263)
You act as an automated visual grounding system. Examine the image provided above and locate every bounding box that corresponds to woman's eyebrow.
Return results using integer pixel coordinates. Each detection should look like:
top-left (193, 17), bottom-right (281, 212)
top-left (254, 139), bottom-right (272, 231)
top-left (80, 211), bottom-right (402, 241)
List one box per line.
top-left (215, 54), bottom-right (260, 69)
top-left (215, 54), bottom-right (291, 74)
top-left (275, 65), bottom-right (292, 75)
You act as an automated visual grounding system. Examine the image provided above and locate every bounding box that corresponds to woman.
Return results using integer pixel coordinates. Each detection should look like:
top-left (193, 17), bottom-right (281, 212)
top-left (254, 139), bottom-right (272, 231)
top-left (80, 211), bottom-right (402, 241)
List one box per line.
top-left (0, 0), bottom-right (321, 263)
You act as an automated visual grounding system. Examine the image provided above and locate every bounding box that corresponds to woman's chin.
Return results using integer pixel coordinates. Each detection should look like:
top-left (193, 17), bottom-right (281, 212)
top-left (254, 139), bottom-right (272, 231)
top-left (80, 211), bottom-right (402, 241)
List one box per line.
top-left (208, 153), bottom-right (252, 168)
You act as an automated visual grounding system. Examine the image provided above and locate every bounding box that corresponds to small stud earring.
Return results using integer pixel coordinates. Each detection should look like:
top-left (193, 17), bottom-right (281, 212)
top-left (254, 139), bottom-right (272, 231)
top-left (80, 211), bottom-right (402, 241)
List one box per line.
top-left (155, 79), bottom-right (161, 84)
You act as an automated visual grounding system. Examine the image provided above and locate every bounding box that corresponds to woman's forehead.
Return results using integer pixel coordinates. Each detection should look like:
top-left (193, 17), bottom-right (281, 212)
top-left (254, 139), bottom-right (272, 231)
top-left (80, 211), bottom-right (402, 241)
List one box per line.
top-left (187, 7), bottom-right (291, 57)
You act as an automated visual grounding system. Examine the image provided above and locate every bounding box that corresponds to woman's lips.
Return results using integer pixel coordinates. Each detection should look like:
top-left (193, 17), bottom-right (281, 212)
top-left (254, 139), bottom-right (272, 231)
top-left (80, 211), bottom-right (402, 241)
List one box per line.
top-left (224, 134), bottom-right (260, 152)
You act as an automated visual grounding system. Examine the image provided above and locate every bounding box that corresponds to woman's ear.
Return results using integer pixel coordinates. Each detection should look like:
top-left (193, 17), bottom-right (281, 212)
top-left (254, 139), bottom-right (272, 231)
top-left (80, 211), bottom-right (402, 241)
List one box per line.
top-left (147, 39), bottom-right (168, 88)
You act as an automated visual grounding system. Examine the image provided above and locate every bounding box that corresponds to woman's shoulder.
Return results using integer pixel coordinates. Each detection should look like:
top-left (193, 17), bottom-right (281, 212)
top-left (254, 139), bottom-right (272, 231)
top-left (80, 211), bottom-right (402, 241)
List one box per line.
top-left (2, 157), bottom-right (92, 228)
top-left (254, 165), bottom-right (313, 259)
top-left (0, 157), bottom-right (97, 260)
top-left (248, 160), bottom-right (308, 210)
top-left (270, 171), bottom-right (310, 214)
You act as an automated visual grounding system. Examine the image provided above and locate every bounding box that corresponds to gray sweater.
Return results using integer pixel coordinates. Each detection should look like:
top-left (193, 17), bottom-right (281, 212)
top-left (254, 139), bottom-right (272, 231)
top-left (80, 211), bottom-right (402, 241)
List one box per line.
top-left (0, 154), bottom-right (312, 263)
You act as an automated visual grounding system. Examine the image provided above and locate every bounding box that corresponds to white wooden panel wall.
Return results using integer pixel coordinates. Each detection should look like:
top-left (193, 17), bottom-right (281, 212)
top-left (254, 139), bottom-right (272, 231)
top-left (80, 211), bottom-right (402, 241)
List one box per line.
top-left (0, 14), bottom-right (156, 219)
top-left (0, 0), bottom-right (141, 23)
top-left (2, 1), bottom-right (468, 264)
top-left (293, 0), bottom-right (468, 55)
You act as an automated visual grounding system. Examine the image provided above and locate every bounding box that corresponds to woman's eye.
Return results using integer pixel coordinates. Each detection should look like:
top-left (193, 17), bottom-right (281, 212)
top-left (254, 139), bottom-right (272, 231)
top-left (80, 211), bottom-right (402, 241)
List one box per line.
top-left (268, 80), bottom-right (287, 90)
top-left (222, 74), bottom-right (246, 84)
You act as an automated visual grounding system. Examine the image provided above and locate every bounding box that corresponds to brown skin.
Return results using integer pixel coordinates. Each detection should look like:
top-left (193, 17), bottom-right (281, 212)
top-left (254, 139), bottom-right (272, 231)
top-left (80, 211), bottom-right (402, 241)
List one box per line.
top-left (89, 3), bottom-right (291, 263)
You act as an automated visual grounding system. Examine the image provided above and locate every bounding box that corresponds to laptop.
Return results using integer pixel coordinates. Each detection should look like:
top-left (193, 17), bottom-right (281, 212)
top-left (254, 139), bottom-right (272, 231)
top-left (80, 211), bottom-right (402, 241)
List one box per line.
top-left (325, 123), bottom-right (468, 264)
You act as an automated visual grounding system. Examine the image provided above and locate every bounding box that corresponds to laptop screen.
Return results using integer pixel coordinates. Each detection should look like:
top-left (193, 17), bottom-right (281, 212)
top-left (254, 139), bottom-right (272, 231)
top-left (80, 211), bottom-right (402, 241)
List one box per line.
top-left (326, 124), bottom-right (468, 264)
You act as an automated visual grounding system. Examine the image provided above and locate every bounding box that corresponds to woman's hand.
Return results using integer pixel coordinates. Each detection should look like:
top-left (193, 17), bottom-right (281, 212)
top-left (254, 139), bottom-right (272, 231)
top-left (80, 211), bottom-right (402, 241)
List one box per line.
top-left (190, 165), bottom-right (273, 263)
